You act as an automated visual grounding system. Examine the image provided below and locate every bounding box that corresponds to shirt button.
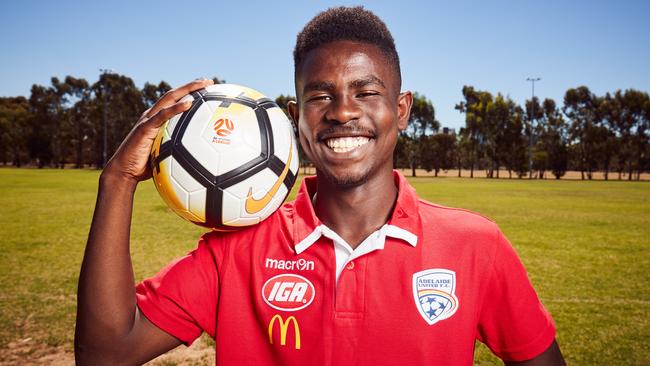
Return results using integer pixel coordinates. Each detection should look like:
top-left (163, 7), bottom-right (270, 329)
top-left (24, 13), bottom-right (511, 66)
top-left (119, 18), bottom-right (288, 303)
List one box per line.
top-left (346, 261), bottom-right (355, 270)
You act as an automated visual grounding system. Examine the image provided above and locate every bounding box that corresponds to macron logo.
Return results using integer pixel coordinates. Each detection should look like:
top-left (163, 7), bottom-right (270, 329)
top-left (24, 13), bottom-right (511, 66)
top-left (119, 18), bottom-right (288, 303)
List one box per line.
top-left (265, 258), bottom-right (315, 271)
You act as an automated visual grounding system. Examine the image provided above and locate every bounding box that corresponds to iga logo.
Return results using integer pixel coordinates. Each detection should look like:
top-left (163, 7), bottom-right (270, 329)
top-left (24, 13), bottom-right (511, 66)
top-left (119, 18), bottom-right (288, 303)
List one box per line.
top-left (262, 274), bottom-right (315, 311)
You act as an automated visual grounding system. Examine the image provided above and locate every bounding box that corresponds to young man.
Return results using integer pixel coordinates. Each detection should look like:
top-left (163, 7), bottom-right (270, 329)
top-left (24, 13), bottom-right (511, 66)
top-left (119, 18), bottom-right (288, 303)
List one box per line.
top-left (76, 7), bottom-right (566, 365)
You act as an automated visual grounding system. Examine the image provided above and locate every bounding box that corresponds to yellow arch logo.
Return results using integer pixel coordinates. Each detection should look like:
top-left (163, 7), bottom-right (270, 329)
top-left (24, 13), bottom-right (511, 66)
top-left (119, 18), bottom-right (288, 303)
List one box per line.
top-left (245, 139), bottom-right (293, 214)
top-left (267, 314), bottom-right (301, 350)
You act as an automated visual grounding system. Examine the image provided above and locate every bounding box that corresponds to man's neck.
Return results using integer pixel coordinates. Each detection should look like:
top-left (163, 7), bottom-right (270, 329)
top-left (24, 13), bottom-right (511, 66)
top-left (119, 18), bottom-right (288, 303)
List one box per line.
top-left (313, 170), bottom-right (398, 249)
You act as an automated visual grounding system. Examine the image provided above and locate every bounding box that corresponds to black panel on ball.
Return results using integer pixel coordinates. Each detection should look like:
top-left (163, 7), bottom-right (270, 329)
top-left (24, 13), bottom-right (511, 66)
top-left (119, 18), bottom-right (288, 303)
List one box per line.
top-left (283, 169), bottom-right (297, 193)
top-left (152, 141), bottom-right (173, 174)
top-left (170, 94), bottom-right (216, 188)
top-left (204, 185), bottom-right (222, 229)
top-left (266, 155), bottom-right (297, 198)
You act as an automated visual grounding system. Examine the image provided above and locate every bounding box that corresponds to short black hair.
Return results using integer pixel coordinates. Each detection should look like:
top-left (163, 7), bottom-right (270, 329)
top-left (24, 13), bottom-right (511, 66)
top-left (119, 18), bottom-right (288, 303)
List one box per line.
top-left (294, 6), bottom-right (401, 88)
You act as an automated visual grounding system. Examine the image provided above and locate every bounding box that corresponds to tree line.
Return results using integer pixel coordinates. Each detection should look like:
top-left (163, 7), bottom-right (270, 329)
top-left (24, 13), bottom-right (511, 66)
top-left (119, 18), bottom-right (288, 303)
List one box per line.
top-left (0, 73), bottom-right (179, 168)
top-left (1, 73), bottom-right (648, 180)
top-left (393, 86), bottom-right (649, 180)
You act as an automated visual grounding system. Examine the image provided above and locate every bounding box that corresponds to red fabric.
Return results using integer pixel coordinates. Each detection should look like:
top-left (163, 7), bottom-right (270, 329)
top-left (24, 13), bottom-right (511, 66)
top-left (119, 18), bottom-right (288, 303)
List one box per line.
top-left (136, 171), bottom-right (555, 365)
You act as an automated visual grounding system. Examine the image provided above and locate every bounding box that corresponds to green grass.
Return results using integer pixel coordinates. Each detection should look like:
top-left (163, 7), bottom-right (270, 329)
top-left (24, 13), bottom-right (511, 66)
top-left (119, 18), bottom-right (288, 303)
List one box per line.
top-left (0, 168), bottom-right (648, 365)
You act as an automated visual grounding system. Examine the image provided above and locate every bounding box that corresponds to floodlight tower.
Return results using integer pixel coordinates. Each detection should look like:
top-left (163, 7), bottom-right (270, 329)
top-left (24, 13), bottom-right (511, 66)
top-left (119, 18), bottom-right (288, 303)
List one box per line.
top-left (526, 77), bottom-right (541, 179)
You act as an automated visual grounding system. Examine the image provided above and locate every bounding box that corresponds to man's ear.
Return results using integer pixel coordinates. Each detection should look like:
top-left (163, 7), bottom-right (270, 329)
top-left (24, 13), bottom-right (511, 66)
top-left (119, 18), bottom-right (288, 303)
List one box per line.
top-left (397, 91), bottom-right (413, 131)
top-left (287, 100), bottom-right (299, 128)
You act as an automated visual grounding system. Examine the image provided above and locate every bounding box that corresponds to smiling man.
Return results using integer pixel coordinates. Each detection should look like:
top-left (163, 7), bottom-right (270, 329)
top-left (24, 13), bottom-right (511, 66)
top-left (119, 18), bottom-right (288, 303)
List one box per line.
top-left (76, 6), bottom-right (565, 365)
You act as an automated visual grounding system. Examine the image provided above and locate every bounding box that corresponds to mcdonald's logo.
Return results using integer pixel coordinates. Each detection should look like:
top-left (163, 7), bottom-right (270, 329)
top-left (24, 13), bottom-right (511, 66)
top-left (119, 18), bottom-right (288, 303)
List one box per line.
top-left (268, 314), bottom-right (301, 350)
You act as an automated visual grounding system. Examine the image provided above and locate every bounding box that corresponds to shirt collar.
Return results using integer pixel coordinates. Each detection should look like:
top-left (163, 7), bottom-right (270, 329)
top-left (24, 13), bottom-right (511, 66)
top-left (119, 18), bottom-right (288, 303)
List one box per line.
top-left (295, 223), bottom-right (417, 255)
top-left (292, 170), bottom-right (422, 253)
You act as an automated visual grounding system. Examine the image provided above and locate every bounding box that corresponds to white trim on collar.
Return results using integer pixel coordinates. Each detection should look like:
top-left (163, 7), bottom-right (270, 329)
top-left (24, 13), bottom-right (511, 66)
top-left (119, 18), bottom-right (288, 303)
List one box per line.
top-left (295, 223), bottom-right (418, 255)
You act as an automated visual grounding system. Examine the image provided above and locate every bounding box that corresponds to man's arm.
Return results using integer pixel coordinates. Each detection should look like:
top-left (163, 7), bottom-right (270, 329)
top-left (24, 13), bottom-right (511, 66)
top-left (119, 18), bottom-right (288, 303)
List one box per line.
top-left (504, 340), bottom-right (566, 366)
top-left (75, 79), bottom-right (214, 365)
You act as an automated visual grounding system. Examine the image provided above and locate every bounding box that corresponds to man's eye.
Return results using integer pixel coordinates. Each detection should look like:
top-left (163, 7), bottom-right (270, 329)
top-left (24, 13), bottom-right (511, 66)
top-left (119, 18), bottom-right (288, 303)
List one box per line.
top-left (309, 95), bottom-right (331, 102)
top-left (358, 91), bottom-right (379, 98)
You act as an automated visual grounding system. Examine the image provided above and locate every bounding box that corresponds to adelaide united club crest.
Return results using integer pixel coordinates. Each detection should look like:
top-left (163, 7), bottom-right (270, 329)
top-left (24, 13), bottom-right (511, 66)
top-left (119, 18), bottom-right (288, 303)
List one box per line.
top-left (412, 268), bottom-right (459, 325)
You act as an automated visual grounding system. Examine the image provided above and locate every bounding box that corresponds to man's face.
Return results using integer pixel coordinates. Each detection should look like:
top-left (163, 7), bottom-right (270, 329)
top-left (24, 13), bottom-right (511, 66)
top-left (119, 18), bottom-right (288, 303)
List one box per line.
top-left (289, 40), bottom-right (412, 187)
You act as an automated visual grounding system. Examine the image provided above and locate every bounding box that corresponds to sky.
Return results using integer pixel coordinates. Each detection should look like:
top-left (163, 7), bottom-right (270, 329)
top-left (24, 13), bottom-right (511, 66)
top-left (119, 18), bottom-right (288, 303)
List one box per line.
top-left (1, 0), bottom-right (649, 130)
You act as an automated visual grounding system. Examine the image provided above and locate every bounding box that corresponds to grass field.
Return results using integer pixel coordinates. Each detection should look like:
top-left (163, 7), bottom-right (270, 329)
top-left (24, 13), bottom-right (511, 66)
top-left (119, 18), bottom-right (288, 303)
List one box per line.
top-left (0, 168), bottom-right (648, 365)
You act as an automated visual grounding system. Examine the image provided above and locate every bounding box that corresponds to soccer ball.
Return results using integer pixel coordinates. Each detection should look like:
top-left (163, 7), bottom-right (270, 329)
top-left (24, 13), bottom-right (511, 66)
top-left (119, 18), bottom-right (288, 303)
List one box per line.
top-left (150, 84), bottom-right (299, 231)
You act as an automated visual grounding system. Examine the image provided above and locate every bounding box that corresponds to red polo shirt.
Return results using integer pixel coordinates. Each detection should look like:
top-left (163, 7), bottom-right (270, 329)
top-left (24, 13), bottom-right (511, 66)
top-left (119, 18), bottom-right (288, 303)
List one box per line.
top-left (136, 171), bottom-right (556, 365)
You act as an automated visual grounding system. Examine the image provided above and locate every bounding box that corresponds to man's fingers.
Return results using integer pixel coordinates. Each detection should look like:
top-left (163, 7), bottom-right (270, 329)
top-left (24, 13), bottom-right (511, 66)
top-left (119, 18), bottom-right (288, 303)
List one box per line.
top-left (147, 99), bottom-right (193, 129)
top-left (147, 79), bottom-right (213, 118)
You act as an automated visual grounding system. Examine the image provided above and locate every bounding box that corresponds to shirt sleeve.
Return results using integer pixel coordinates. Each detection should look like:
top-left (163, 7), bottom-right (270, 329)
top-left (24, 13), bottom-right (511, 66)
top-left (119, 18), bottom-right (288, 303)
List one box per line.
top-left (136, 234), bottom-right (222, 346)
top-left (476, 229), bottom-right (556, 361)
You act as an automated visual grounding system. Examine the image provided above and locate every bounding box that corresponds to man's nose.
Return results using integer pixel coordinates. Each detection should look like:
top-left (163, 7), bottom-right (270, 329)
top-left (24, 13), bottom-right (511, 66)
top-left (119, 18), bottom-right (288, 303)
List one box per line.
top-left (325, 95), bottom-right (361, 124)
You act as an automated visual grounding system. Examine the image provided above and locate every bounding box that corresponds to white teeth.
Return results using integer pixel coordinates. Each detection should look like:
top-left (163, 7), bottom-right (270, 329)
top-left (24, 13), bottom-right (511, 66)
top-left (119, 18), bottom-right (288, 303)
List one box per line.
top-left (325, 137), bottom-right (370, 153)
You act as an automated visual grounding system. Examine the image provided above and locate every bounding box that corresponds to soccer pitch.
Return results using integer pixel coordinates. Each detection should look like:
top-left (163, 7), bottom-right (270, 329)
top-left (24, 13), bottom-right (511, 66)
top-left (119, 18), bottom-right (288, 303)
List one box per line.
top-left (0, 168), bottom-right (648, 365)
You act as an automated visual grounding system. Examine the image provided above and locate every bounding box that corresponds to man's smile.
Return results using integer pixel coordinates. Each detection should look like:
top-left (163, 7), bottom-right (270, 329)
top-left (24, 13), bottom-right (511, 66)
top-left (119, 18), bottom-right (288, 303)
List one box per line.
top-left (316, 124), bottom-right (376, 154)
top-left (324, 136), bottom-right (371, 153)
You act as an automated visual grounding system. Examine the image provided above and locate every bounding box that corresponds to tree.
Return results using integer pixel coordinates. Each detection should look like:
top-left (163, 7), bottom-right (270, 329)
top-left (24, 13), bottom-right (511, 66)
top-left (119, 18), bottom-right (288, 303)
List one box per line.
top-left (537, 99), bottom-right (569, 179)
top-left (601, 89), bottom-right (650, 180)
top-left (642, 94), bottom-right (650, 178)
top-left (27, 76), bottom-right (85, 168)
top-left (50, 77), bottom-right (75, 168)
top-left (500, 101), bottom-right (527, 178)
top-left (274, 94), bottom-right (294, 113)
top-left (392, 134), bottom-right (406, 170)
top-left (0, 97), bottom-right (30, 166)
top-left (563, 86), bottom-right (601, 180)
top-left (419, 132), bottom-right (456, 177)
top-left (456, 86), bottom-right (482, 178)
top-left (92, 72), bottom-right (145, 167)
top-left (485, 94), bottom-right (513, 178)
top-left (456, 128), bottom-right (470, 177)
top-left (27, 83), bottom-right (59, 167)
top-left (524, 96), bottom-right (543, 178)
top-left (480, 93), bottom-right (498, 178)
top-left (593, 124), bottom-right (616, 180)
top-left (401, 93), bottom-right (439, 176)
top-left (60, 76), bottom-right (93, 168)
top-left (457, 87), bottom-right (512, 178)
top-left (142, 81), bottom-right (172, 108)
top-left (601, 91), bottom-right (630, 179)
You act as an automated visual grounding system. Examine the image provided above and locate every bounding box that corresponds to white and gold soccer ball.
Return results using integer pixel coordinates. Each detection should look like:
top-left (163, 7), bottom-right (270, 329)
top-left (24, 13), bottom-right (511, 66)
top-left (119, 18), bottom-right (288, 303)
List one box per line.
top-left (150, 84), bottom-right (299, 231)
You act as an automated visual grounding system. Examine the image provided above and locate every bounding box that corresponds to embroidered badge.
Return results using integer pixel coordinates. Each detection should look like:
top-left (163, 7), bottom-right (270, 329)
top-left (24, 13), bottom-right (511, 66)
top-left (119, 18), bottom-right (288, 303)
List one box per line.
top-left (412, 268), bottom-right (459, 325)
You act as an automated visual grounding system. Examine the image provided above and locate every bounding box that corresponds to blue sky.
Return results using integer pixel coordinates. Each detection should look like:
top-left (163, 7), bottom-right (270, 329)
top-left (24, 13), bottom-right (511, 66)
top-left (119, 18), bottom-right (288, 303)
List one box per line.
top-left (1, 0), bottom-right (648, 130)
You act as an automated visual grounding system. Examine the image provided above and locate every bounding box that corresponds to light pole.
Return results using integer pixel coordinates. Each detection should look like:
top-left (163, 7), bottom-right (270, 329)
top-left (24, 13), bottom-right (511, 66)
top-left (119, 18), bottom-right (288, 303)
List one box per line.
top-left (99, 68), bottom-right (113, 168)
top-left (526, 77), bottom-right (541, 179)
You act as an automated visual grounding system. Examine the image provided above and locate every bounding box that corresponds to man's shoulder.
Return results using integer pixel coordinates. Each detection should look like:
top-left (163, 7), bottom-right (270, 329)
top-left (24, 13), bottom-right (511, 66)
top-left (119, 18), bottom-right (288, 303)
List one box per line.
top-left (413, 199), bottom-right (507, 270)
top-left (417, 198), bottom-right (496, 226)
top-left (416, 198), bottom-right (499, 237)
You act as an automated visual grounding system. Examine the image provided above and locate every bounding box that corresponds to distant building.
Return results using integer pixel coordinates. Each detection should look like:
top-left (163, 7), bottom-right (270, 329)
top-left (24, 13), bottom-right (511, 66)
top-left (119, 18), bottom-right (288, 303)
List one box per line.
top-left (440, 127), bottom-right (456, 135)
